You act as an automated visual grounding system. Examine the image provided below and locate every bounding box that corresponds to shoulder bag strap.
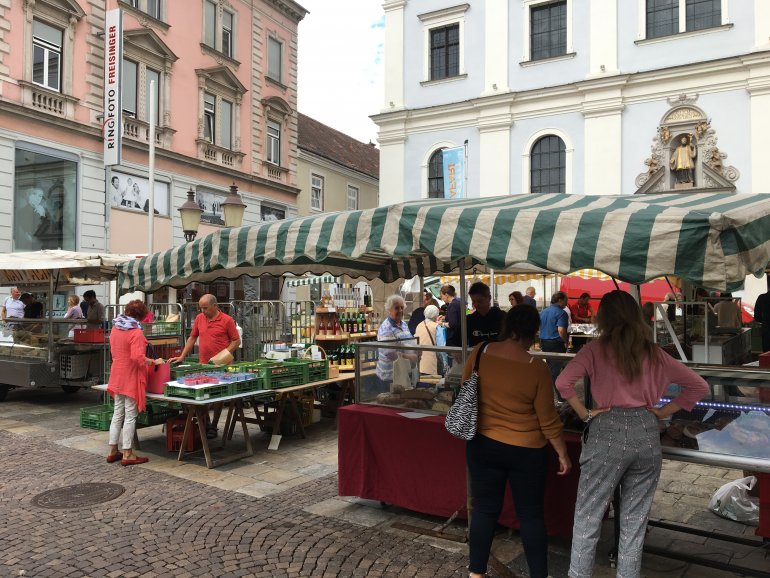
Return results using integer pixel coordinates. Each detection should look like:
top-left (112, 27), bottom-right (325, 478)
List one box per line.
top-left (473, 341), bottom-right (490, 373)
top-left (422, 321), bottom-right (435, 345)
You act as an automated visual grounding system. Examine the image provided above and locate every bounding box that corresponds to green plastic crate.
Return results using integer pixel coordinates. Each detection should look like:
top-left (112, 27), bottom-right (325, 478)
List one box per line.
top-left (267, 374), bottom-right (304, 389)
top-left (170, 363), bottom-right (209, 379)
top-left (80, 404), bottom-right (114, 431)
top-left (227, 378), bottom-right (264, 396)
top-left (284, 359), bottom-right (329, 384)
top-left (136, 401), bottom-right (180, 426)
top-left (164, 382), bottom-right (229, 401)
top-left (143, 321), bottom-right (181, 337)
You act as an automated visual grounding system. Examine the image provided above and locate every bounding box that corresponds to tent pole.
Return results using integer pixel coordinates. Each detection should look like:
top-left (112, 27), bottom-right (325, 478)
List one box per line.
top-left (459, 258), bottom-right (468, 366)
top-left (47, 273), bottom-right (54, 365)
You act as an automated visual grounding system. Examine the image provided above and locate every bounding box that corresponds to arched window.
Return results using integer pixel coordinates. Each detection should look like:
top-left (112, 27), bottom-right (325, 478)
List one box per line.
top-left (530, 135), bottom-right (565, 194)
top-left (428, 149), bottom-right (445, 198)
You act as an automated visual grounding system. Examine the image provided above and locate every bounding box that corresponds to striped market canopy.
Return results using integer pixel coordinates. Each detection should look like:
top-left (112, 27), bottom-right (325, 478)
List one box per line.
top-left (285, 274), bottom-right (337, 287)
top-left (118, 193), bottom-right (770, 293)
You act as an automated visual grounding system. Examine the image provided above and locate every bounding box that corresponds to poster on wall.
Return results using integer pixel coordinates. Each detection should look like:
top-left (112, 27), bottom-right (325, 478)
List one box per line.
top-left (261, 205), bottom-right (285, 222)
top-left (14, 147), bottom-right (77, 252)
top-left (196, 190), bottom-right (226, 225)
top-left (108, 171), bottom-right (169, 216)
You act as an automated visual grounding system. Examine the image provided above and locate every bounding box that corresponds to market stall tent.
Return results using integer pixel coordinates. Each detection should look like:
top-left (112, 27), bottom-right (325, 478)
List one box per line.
top-left (118, 193), bottom-right (770, 293)
top-left (0, 250), bottom-right (137, 288)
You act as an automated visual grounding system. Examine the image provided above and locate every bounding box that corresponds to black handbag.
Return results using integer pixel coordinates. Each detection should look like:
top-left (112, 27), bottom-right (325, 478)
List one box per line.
top-left (444, 342), bottom-right (489, 441)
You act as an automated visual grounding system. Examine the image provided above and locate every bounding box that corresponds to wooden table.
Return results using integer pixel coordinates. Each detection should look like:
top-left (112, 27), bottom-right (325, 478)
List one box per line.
top-left (94, 384), bottom-right (272, 468)
top-left (231, 371), bottom-right (370, 450)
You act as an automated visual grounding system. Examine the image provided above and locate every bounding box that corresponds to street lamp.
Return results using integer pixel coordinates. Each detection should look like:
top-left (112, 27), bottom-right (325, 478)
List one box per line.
top-left (178, 188), bottom-right (203, 242)
top-left (221, 183), bottom-right (247, 228)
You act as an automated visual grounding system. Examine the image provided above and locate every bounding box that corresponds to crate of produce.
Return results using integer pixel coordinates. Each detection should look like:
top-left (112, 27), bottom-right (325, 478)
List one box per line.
top-left (284, 359), bottom-right (329, 384)
top-left (164, 381), bottom-right (229, 401)
top-left (170, 363), bottom-right (209, 379)
top-left (136, 401), bottom-right (180, 426)
top-left (165, 414), bottom-right (202, 452)
top-left (80, 404), bottom-right (114, 431)
top-left (247, 360), bottom-right (303, 388)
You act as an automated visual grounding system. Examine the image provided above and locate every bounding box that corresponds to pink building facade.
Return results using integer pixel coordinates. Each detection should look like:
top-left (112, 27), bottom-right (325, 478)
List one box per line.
top-left (0, 0), bottom-right (306, 257)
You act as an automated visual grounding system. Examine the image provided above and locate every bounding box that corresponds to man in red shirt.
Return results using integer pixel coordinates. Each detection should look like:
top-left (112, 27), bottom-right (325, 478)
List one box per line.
top-left (569, 292), bottom-right (594, 323)
top-left (170, 294), bottom-right (240, 437)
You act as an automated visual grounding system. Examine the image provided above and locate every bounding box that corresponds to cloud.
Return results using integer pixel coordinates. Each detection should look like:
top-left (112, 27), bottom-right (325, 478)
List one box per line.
top-left (298, 0), bottom-right (384, 145)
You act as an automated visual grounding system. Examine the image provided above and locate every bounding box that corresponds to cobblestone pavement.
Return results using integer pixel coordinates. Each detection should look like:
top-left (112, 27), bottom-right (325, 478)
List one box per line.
top-left (0, 387), bottom-right (767, 577)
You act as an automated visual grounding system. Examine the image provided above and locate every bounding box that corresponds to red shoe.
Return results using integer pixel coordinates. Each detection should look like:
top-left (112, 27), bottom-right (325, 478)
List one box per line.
top-left (120, 456), bottom-right (149, 466)
top-left (106, 452), bottom-right (123, 463)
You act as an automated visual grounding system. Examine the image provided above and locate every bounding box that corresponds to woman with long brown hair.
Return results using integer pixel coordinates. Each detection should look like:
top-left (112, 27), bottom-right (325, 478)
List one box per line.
top-left (556, 290), bottom-right (708, 578)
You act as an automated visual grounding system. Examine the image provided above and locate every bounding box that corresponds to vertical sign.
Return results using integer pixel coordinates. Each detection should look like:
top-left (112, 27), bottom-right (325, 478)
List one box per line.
top-left (442, 146), bottom-right (465, 199)
top-left (103, 9), bottom-right (123, 167)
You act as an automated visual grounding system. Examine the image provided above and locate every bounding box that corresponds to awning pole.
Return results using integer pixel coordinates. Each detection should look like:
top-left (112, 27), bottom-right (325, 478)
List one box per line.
top-left (47, 273), bottom-right (54, 365)
top-left (459, 258), bottom-right (468, 366)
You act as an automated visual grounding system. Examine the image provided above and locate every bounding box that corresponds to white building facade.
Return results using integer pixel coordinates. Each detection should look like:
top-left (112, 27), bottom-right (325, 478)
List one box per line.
top-left (374, 0), bottom-right (770, 206)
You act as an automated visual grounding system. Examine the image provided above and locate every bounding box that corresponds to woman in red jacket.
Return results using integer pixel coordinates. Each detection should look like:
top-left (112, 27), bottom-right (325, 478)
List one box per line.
top-left (106, 300), bottom-right (163, 466)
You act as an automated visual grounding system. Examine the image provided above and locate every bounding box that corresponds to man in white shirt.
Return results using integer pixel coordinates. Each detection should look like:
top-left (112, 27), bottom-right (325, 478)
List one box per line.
top-left (1, 287), bottom-right (25, 320)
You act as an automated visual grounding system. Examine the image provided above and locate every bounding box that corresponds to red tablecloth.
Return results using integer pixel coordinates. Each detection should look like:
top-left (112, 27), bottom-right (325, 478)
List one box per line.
top-left (337, 404), bottom-right (582, 537)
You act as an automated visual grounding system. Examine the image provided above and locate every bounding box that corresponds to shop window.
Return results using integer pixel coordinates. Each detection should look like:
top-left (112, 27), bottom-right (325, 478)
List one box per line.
top-left (261, 205), bottom-right (286, 222)
top-left (347, 185), bottom-right (359, 210)
top-left (311, 174), bottom-right (324, 211)
top-left (13, 146), bottom-right (77, 251)
top-left (530, 135), bottom-right (565, 194)
top-left (428, 149), bottom-right (445, 198)
top-left (530, 1), bottom-right (567, 60)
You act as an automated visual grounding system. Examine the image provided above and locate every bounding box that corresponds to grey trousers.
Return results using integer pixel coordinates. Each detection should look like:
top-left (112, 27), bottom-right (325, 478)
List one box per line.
top-left (569, 408), bottom-right (662, 578)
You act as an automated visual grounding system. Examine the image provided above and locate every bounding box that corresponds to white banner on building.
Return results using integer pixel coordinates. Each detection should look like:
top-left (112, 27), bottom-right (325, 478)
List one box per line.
top-left (103, 9), bottom-right (123, 167)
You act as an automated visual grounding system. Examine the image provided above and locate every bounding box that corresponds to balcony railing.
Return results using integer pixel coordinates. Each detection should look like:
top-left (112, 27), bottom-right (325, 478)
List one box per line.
top-left (19, 82), bottom-right (78, 120)
top-left (196, 139), bottom-right (244, 170)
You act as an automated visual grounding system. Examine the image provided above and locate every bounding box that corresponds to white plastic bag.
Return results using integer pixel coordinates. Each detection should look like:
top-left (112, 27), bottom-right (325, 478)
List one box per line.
top-left (708, 476), bottom-right (759, 526)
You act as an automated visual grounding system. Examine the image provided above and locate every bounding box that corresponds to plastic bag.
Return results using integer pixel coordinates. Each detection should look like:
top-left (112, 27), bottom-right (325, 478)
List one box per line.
top-left (708, 476), bottom-right (759, 526)
top-left (435, 325), bottom-right (447, 347)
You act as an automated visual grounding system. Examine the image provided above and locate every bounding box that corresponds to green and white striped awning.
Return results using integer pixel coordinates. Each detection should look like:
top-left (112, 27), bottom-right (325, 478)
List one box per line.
top-left (285, 274), bottom-right (337, 287)
top-left (118, 193), bottom-right (770, 293)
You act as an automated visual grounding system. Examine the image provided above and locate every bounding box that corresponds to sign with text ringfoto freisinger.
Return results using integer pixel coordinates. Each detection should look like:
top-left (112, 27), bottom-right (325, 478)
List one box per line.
top-left (103, 9), bottom-right (123, 167)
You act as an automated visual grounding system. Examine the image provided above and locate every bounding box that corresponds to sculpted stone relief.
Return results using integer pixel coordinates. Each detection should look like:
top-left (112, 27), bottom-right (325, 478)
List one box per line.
top-left (635, 98), bottom-right (739, 192)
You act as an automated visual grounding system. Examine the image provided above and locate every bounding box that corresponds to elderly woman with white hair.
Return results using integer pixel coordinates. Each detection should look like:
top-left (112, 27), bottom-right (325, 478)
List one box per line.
top-left (374, 294), bottom-right (416, 390)
top-left (414, 304), bottom-right (441, 375)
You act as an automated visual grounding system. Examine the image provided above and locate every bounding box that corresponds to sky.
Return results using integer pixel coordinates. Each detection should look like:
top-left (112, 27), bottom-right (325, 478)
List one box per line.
top-left (297, 0), bottom-right (385, 146)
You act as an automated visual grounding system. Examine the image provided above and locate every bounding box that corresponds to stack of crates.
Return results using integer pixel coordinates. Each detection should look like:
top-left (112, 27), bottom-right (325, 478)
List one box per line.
top-left (246, 360), bottom-right (303, 389)
top-left (136, 401), bottom-right (180, 426)
top-left (165, 414), bottom-right (202, 452)
top-left (284, 359), bottom-right (329, 384)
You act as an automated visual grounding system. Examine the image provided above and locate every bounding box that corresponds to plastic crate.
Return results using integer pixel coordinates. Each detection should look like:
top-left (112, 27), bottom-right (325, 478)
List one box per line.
top-left (164, 382), bottom-right (229, 401)
top-left (74, 328), bottom-right (108, 343)
top-left (284, 359), bottom-right (329, 384)
top-left (170, 363), bottom-right (209, 379)
top-left (165, 414), bottom-right (202, 452)
top-left (80, 404), bottom-right (114, 431)
top-left (136, 401), bottom-right (180, 426)
top-left (228, 377), bottom-right (264, 396)
top-left (267, 374), bottom-right (304, 390)
top-left (61, 353), bottom-right (97, 379)
top-left (143, 321), bottom-right (181, 337)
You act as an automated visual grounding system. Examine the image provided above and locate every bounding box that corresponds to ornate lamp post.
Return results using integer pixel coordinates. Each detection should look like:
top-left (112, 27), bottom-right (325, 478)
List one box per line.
top-left (221, 183), bottom-right (247, 228)
top-left (178, 188), bottom-right (203, 242)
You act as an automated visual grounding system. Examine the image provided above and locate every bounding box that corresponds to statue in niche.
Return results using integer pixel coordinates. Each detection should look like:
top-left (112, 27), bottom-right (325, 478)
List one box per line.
top-left (670, 134), bottom-right (697, 184)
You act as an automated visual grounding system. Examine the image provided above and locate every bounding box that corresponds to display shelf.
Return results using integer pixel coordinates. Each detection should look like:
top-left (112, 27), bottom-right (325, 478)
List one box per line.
top-left (315, 334), bottom-right (349, 341)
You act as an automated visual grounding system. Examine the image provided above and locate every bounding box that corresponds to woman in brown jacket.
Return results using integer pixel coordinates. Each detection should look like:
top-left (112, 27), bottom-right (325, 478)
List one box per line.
top-left (464, 305), bottom-right (571, 578)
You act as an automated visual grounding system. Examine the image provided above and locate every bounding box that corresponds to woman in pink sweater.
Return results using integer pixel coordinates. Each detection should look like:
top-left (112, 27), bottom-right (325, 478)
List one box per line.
top-left (556, 290), bottom-right (708, 578)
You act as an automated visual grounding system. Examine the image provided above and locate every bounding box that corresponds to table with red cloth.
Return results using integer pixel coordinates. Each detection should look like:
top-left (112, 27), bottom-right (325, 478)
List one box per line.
top-left (337, 403), bottom-right (583, 537)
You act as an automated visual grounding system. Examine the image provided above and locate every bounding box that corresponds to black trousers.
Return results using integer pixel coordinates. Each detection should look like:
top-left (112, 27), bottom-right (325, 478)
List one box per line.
top-left (466, 434), bottom-right (549, 577)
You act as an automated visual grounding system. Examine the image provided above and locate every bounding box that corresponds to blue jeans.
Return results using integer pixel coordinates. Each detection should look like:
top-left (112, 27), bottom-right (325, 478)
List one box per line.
top-left (466, 434), bottom-right (549, 578)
